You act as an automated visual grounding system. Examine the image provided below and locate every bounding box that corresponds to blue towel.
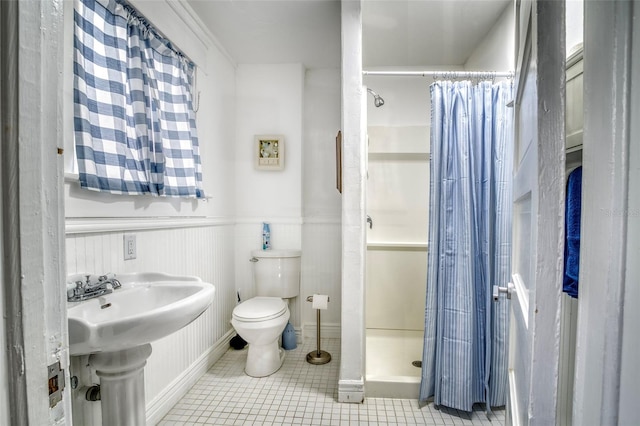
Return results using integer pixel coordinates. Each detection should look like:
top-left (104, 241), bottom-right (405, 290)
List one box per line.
top-left (563, 167), bottom-right (582, 298)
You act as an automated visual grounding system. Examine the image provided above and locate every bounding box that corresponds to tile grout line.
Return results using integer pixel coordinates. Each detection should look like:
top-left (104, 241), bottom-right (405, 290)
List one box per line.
top-left (159, 338), bottom-right (503, 426)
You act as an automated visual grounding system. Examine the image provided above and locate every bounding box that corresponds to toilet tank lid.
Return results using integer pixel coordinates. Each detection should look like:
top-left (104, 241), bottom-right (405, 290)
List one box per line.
top-left (251, 249), bottom-right (301, 258)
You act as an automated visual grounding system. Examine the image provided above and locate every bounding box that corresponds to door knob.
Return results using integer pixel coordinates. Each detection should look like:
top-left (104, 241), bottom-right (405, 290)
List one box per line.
top-left (493, 282), bottom-right (515, 301)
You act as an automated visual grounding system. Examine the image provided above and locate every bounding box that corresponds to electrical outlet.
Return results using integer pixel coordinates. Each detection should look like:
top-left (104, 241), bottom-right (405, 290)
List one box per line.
top-left (124, 234), bottom-right (136, 260)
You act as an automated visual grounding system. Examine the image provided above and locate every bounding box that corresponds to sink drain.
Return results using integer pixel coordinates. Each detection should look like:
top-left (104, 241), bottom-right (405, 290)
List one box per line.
top-left (412, 360), bottom-right (422, 368)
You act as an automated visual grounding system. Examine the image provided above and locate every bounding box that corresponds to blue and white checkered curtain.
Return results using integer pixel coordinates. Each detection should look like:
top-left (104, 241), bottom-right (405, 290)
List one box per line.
top-left (74, 0), bottom-right (204, 198)
top-left (419, 81), bottom-right (513, 412)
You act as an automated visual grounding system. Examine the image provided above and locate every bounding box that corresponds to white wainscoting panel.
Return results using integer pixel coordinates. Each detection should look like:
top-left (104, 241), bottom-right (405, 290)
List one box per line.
top-left (301, 220), bottom-right (342, 330)
top-left (66, 223), bottom-right (235, 424)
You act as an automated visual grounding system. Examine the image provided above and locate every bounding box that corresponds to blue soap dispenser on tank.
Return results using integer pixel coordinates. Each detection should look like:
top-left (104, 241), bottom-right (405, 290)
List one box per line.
top-left (262, 222), bottom-right (271, 250)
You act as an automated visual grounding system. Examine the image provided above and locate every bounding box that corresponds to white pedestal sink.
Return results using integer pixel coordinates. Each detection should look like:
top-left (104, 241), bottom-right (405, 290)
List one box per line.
top-left (67, 272), bottom-right (215, 426)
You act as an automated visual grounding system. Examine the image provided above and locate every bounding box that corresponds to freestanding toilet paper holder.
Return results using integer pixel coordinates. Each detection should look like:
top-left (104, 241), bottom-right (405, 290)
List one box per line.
top-left (306, 295), bottom-right (331, 365)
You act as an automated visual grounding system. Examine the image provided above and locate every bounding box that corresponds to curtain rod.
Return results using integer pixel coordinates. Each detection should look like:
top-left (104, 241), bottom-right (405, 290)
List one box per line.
top-left (363, 70), bottom-right (514, 79)
top-left (116, 0), bottom-right (195, 68)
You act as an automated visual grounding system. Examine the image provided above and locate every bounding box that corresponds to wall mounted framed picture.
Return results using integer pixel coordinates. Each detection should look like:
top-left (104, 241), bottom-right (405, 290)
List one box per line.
top-left (255, 135), bottom-right (284, 170)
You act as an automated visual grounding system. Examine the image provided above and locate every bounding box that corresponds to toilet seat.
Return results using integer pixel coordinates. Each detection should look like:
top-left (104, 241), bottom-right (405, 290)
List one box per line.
top-left (232, 297), bottom-right (288, 322)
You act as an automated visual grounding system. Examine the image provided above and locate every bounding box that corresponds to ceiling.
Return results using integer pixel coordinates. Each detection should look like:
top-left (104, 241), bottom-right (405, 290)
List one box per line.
top-left (187, 0), bottom-right (342, 69)
top-left (363, 0), bottom-right (510, 67)
top-left (187, 0), bottom-right (510, 69)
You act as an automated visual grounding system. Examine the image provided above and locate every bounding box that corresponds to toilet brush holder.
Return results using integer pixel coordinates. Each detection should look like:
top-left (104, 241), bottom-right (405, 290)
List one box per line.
top-left (306, 295), bottom-right (331, 365)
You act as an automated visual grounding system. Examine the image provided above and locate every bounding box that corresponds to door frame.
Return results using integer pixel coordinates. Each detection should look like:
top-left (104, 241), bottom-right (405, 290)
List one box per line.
top-left (573, 1), bottom-right (640, 424)
top-left (508, 0), bottom-right (566, 424)
top-left (1, 1), bottom-right (70, 424)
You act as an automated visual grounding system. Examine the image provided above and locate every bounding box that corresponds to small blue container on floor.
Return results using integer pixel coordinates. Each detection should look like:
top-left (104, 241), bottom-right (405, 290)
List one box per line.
top-left (282, 322), bottom-right (297, 350)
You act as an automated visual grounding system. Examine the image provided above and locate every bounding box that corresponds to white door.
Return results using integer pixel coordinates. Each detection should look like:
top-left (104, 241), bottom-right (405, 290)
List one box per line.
top-left (506, 1), bottom-right (565, 425)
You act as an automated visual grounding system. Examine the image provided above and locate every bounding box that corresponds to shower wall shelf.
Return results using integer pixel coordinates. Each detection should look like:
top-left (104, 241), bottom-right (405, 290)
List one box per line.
top-left (367, 242), bottom-right (428, 251)
top-left (368, 152), bottom-right (429, 161)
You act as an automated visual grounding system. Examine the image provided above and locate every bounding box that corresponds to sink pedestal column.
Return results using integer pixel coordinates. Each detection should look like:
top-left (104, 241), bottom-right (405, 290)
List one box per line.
top-left (89, 344), bottom-right (153, 426)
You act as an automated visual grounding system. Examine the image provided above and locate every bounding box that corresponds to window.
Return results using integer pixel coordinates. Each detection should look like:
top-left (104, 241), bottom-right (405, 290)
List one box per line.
top-left (73, 0), bottom-right (204, 198)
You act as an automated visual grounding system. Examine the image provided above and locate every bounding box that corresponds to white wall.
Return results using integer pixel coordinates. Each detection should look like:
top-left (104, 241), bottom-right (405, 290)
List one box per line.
top-left (63, 1), bottom-right (239, 423)
top-left (234, 63), bottom-right (304, 220)
top-left (234, 65), bottom-right (343, 339)
top-left (303, 69), bottom-right (342, 220)
top-left (339, 0), bottom-right (367, 404)
top-left (363, 75), bottom-right (430, 335)
top-left (573, 1), bottom-right (639, 423)
top-left (64, 0), bottom-right (237, 219)
top-left (61, 0), bottom-right (345, 422)
top-left (465, 2), bottom-right (515, 72)
top-left (566, 0), bottom-right (584, 56)
top-left (365, 75), bottom-right (434, 127)
top-left (364, 76), bottom-right (431, 242)
top-left (233, 63), bottom-right (305, 329)
top-left (302, 68), bottom-right (342, 333)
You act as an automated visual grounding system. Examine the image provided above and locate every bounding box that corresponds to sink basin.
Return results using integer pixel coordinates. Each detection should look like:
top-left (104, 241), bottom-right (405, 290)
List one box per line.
top-left (67, 272), bottom-right (215, 356)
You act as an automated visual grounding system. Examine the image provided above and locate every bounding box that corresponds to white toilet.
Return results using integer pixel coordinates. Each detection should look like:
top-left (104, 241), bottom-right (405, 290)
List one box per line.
top-left (231, 249), bottom-right (301, 377)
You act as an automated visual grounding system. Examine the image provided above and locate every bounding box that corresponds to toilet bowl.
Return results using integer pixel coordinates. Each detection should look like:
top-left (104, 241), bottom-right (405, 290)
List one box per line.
top-left (231, 297), bottom-right (290, 377)
top-left (231, 249), bottom-right (301, 377)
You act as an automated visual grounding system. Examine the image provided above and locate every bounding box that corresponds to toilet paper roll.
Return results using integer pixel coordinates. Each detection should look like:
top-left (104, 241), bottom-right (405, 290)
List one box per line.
top-left (312, 294), bottom-right (329, 310)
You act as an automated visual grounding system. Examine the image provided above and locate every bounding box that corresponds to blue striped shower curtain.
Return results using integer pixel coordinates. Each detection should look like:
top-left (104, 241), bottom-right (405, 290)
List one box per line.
top-left (419, 81), bottom-right (513, 412)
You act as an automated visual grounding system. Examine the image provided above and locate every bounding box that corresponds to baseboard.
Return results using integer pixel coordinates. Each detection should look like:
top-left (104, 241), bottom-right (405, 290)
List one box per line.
top-left (365, 376), bottom-right (420, 399)
top-left (146, 330), bottom-right (235, 425)
top-left (338, 378), bottom-right (365, 403)
top-left (302, 322), bottom-right (341, 340)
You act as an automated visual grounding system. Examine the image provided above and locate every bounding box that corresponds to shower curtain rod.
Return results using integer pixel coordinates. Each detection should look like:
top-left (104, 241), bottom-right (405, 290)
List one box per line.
top-left (363, 70), bottom-right (514, 79)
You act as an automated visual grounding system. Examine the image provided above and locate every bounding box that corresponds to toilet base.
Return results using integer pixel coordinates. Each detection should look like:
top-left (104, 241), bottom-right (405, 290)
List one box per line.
top-left (245, 340), bottom-right (285, 377)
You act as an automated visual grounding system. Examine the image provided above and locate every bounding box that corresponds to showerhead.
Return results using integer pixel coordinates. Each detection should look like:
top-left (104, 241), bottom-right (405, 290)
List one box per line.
top-left (367, 88), bottom-right (385, 108)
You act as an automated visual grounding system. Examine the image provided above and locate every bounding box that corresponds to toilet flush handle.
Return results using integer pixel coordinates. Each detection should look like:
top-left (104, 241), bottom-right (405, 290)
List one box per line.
top-left (249, 257), bottom-right (259, 263)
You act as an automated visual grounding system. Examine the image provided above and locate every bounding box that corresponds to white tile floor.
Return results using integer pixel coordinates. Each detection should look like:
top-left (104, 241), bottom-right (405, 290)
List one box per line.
top-left (159, 338), bottom-right (504, 425)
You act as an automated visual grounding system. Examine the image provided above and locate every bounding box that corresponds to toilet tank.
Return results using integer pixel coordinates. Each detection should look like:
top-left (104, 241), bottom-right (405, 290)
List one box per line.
top-left (251, 249), bottom-right (301, 298)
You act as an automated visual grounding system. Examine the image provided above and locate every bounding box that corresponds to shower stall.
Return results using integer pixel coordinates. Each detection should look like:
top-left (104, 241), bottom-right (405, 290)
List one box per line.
top-left (364, 76), bottom-right (431, 398)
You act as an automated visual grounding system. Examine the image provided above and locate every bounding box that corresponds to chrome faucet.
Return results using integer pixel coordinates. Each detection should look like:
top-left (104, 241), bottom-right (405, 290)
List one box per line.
top-left (67, 274), bottom-right (121, 302)
top-left (367, 215), bottom-right (373, 229)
